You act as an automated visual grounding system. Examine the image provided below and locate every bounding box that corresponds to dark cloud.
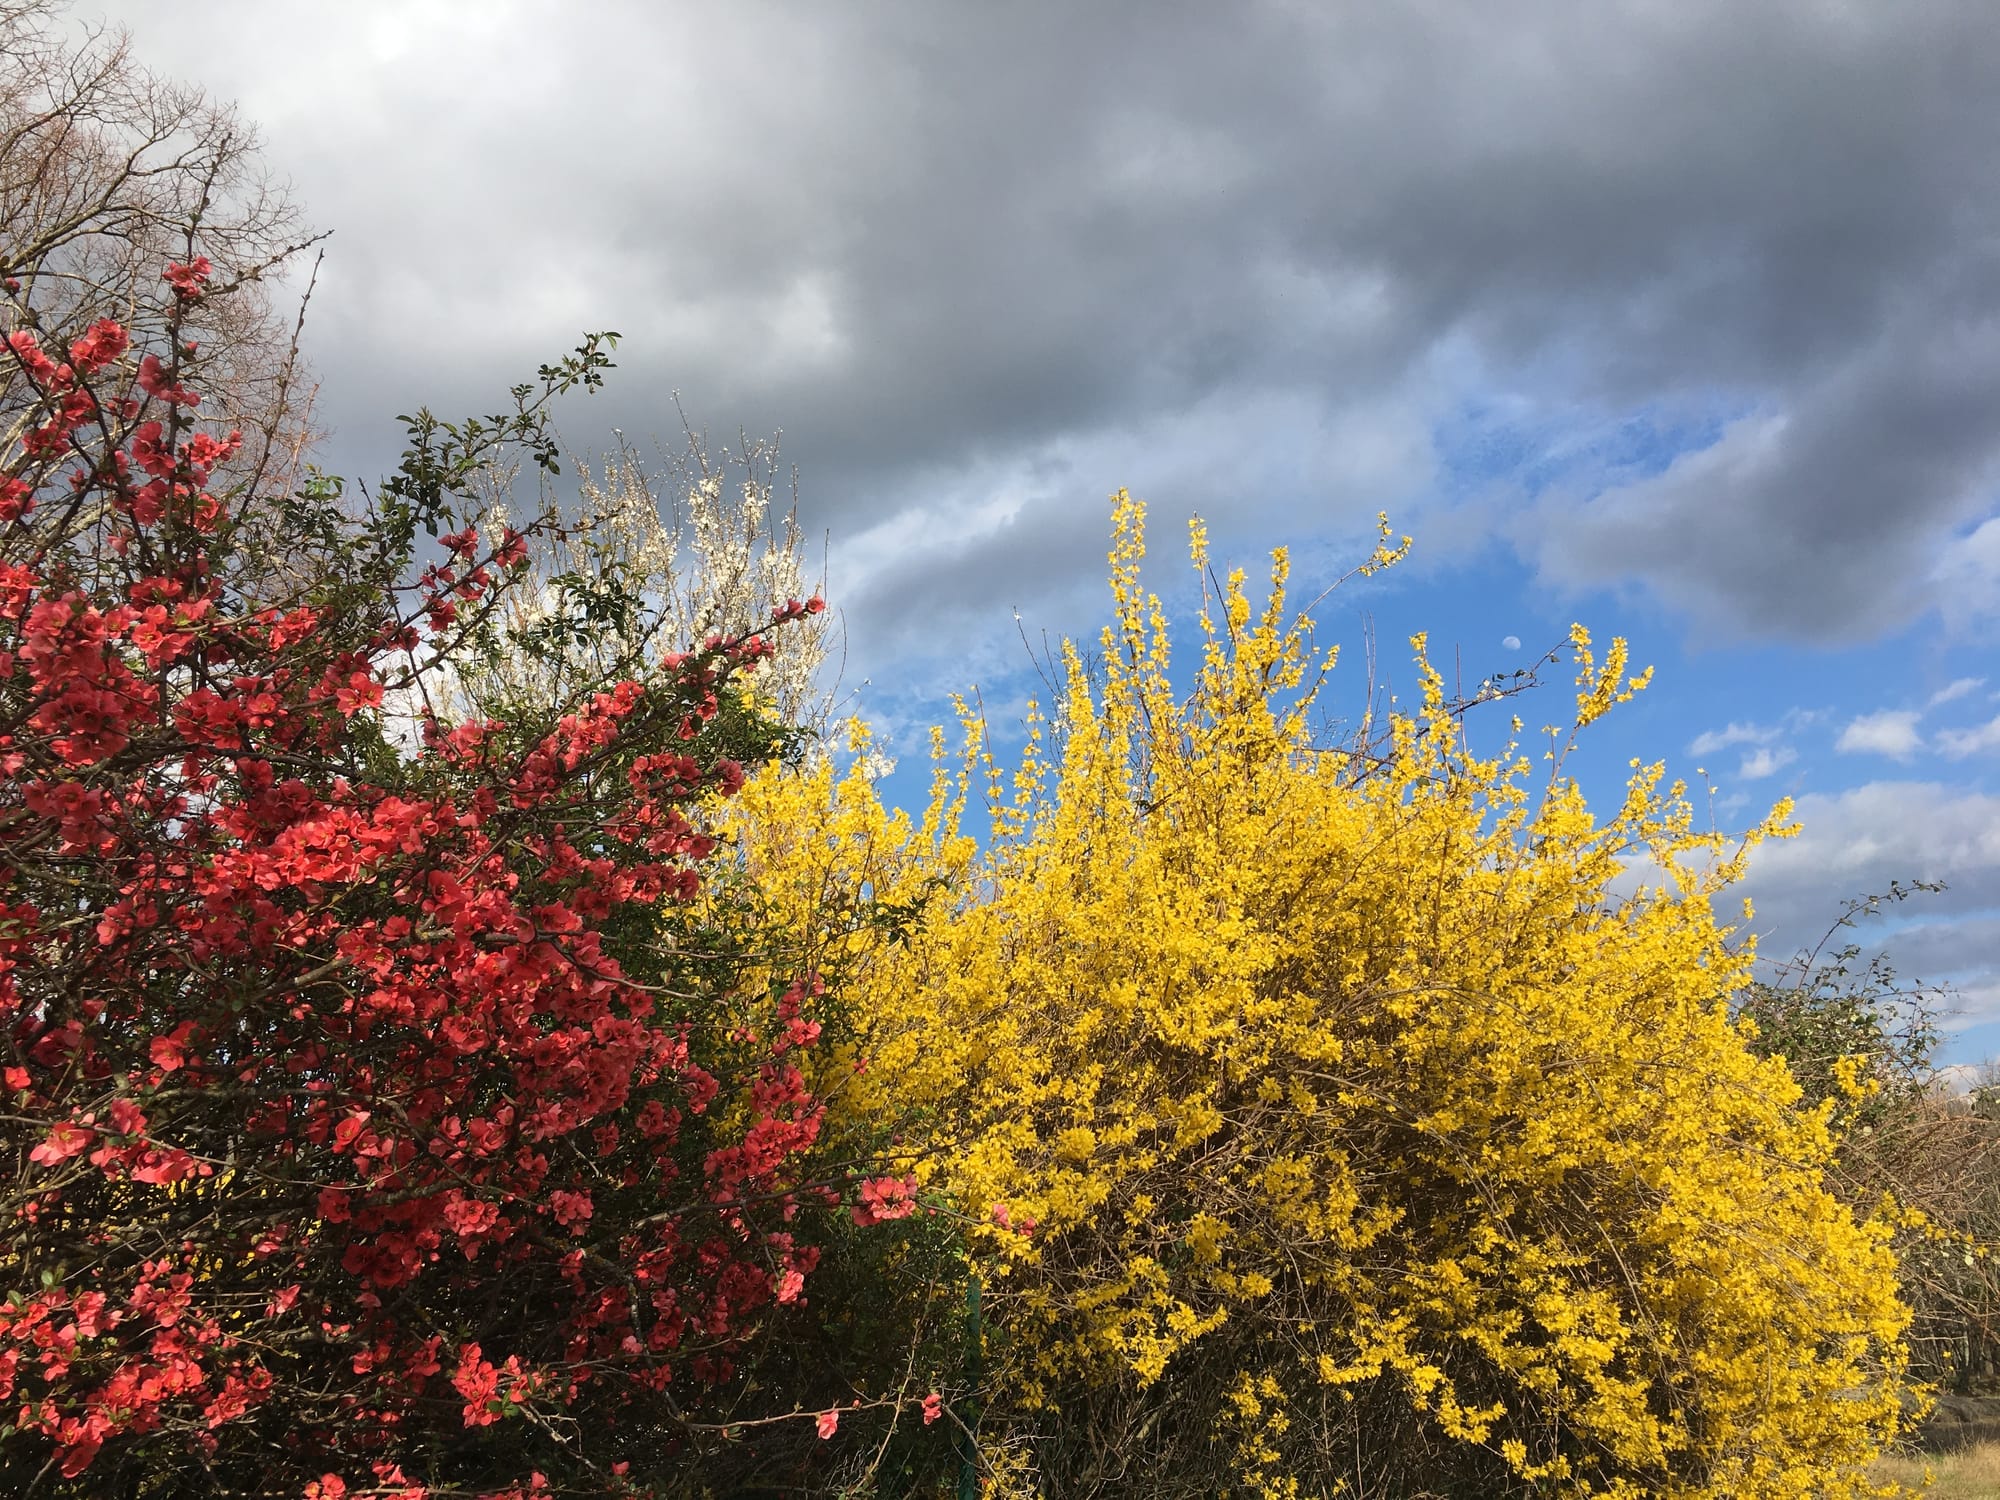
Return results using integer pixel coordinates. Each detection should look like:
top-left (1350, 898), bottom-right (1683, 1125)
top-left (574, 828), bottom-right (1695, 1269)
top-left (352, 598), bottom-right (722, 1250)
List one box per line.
top-left (1531, 305), bottom-right (2000, 642)
top-left (1879, 915), bottom-right (2000, 988)
top-left (87, 0), bottom-right (2000, 658)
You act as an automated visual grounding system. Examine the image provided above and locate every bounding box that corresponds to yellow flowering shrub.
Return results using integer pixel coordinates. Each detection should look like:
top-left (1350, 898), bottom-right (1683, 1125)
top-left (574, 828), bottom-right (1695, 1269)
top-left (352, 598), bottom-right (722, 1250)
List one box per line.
top-left (708, 493), bottom-right (1914, 1498)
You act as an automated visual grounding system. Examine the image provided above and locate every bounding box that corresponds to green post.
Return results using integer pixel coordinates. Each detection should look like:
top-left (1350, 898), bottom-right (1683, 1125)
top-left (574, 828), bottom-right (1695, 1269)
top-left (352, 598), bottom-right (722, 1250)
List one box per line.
top-left (957, 1270), bottom-right (982, 1500)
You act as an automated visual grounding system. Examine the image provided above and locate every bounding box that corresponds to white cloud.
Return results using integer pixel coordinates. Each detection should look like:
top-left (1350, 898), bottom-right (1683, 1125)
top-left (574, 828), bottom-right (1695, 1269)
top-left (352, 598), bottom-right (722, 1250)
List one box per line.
top-left (1938, 713), bottom-right (2000, 759)
top-left (1746, 782), bottom-right (2000, 915)
top-left (1935, 1061), bottom-right (1994, 1094)
top-left (1737, 745), bottom-right (1797, 780)
top-left (1933, 517), bottom-right (2000, 629)
top-left (1825, 687), bottom-right (1996, 764)
top-left (1740, 781), bottom-right (2000, 1030)
top-left (1689, 720), bottom-right (1779, 756)
top-left (1835, 709), bottom-right (1923, 759)
top-left (1929, 675), bottom-right (1986, 707)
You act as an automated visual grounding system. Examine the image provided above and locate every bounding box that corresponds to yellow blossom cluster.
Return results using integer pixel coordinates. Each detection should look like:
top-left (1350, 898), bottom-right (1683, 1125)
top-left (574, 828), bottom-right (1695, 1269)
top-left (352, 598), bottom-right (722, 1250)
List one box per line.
top-left (703, 493), bottom-right (1914, 1498)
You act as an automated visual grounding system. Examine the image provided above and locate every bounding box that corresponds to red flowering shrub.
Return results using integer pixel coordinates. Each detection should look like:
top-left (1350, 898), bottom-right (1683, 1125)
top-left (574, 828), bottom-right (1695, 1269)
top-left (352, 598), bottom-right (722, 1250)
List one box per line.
top-left (0, 261), bottom-right (855, 1496)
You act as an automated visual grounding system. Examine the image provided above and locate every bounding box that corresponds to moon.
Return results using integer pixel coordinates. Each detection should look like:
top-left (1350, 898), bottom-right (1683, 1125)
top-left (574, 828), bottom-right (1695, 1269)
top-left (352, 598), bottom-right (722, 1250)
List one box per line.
top-left (1501, 635), bottom-right (1521, 651)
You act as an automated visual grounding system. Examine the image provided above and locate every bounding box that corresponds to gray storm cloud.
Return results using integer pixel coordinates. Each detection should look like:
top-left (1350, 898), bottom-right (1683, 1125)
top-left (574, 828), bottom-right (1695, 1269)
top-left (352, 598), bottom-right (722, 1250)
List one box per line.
top-left (87, 0), bottom-right (2000, 668)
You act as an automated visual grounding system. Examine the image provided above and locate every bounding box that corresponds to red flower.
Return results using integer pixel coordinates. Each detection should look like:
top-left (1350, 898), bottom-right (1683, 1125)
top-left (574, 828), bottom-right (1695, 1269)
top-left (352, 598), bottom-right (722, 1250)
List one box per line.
top-left (150, 1026), bottom-right (193, 1072)
top-left (851, 1175), bottom-right (918, 1226)
top-left (331, 1111), bottom-right (372, 1153)
top-left (136, 353), bottom-right (201, 406)
top-left (68, 317), bottom-right (130, 374)
top-left (161, 257), bottom-right (212, 298)
top-left (29, 1120), bottom-right (95, 1165)
top-left (0, 476), bottom-right (32, 523)
top-left (8, 328), bottom-right (62, 385)
top-left (332, 669), bottom-right (383, 716)
top-left (58, 1428), bottom-right (105, 1477)
top-left (547, 1189), bottom-right (593, 1233)
top-left (108, 1098), bottom-right (148, 1136)
top-left (0, 286), bottom-right (834, 1495)
top-left (452, 1345), bottom-right (503, 1427)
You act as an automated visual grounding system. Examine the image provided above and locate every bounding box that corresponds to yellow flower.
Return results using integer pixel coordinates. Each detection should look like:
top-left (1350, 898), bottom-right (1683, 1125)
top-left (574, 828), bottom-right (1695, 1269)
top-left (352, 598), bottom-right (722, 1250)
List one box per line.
top-left (703, 493), bottom-right (1917, 1499)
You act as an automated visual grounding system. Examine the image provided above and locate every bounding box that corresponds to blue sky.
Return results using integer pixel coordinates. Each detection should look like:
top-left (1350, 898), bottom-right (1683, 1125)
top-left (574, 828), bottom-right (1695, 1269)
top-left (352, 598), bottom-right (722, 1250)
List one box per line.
top-left (852, 410), bottom-right (2000, 1071)
top-left (90, 0), bottom-right (2000, 1069)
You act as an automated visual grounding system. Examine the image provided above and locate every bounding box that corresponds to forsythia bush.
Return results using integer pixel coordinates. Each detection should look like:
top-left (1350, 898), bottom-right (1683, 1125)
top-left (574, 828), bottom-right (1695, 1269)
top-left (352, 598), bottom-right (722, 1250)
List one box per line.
top-left (716, 494), bottom-right (1916, 1498)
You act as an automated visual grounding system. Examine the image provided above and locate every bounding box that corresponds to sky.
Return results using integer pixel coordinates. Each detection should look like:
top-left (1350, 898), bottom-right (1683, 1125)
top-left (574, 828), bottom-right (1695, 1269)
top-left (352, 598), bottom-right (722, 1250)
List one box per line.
top-left (86, 0), bottom-right (2000, 1068)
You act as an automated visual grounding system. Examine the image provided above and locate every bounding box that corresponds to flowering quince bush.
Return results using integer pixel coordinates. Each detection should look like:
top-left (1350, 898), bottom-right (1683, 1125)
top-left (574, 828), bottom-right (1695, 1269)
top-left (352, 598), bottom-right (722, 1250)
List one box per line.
top-left (0, 256), bottom-right (893, 1498)
top-left (715, 494), bottom-right (1919, 1499)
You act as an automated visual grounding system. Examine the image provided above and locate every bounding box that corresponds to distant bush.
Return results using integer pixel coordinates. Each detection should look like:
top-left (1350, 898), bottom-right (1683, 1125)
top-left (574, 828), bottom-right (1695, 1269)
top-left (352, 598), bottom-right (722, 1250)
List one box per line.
top-left (1740, 887), bottom-right (2000, 1397)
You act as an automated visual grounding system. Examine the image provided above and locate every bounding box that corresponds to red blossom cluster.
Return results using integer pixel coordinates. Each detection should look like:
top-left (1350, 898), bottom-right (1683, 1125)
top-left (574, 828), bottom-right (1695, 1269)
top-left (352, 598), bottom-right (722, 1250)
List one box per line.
top-left (0, 289), bottom-right (867, 1496)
